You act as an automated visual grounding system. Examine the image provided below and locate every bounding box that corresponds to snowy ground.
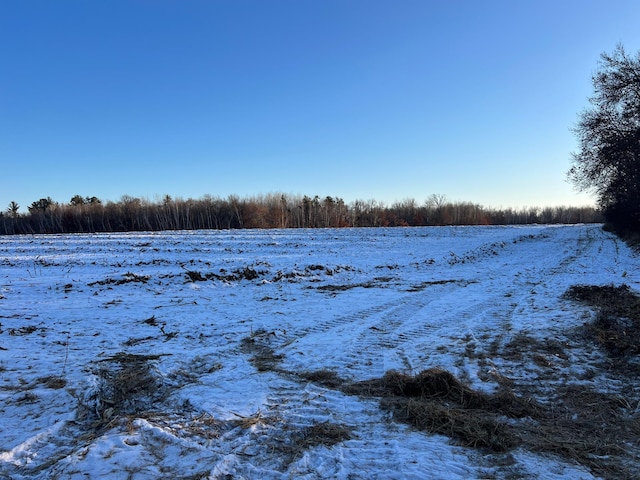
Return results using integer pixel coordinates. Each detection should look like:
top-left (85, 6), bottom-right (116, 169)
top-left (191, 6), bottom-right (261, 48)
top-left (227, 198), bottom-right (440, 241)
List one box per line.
top-left (0, 225), bottom-right (638, 479)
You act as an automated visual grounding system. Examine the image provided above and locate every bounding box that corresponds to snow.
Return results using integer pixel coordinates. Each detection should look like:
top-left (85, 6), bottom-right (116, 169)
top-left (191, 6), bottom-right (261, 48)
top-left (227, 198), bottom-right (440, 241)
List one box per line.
top-left (0, 225), bottom-right (636, 479)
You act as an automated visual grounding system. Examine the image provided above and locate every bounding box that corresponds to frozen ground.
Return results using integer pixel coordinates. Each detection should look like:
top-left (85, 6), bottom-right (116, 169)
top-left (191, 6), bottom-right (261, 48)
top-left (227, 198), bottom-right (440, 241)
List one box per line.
top-left (0, 225), bottom-right (638, 479)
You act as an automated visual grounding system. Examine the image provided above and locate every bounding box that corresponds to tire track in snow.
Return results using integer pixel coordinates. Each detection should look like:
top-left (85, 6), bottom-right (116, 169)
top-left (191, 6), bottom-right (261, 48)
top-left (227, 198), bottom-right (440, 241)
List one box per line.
top-left (279, 281), bottom-right (471, 379)
top-left (330, 227), bottom-right (608, 382)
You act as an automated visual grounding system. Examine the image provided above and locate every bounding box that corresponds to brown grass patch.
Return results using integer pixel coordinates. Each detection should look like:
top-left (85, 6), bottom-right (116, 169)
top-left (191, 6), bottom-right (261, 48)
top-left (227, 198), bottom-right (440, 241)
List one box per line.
top-left (230, 410), bottom-right (266, 429)
top-left (240, 329), bottom-right (284, 372)
top-left (299, 369), bottom-right (344, 389)
top-left (38, 375), bottom-right (67, 389)
top-left (89, 272), bottom-right (150, 286)
top-left (8, 325), bottom-right (39, 336)
top-left (272, 421), bottom-right (353, 467)
top-left (345, 368), bottom-right (537, 452)
top-left (520, 382), bottom-right (640, 479)
top-left (301, 367), bottom-right (640, 477)
top-left (503, 334), bottom-right (569, 362)
top-left (406, 279), bottom-right (467, 292)
top-left (80, 353), bottom-right (167, 428)
top-left (392, 398), bottom-right (518, 451)
top-left (565, 284), bottom-right (640, 358)
top-left (296, 421), bottom-right (352, 449)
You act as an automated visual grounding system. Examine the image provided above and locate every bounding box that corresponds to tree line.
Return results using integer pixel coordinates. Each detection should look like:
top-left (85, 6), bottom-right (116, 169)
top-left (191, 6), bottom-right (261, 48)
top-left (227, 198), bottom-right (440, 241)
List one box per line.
top-left (569, 44), bottom-right (640, 238)
top-left (0, 193), bottom-right (601, 235)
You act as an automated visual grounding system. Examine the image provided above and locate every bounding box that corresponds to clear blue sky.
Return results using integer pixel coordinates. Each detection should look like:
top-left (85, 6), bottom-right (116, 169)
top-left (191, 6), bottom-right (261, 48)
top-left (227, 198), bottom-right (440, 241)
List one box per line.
top-left (2, 0), bottom-right (640, 213)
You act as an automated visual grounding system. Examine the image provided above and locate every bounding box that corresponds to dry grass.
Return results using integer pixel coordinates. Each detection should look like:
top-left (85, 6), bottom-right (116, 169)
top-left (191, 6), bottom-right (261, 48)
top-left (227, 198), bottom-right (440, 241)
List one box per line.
top-left (8, 325), bottom-right (39, 336)
top-left (406, 279), bottom-right (467, 292)
top-left (565, 283), bottom-right (640, 357)
top-left (301, 366), bottom-right (640, 478)
top-left (503, 334), bottom-right (569, 362)
top-left (240, 329), bottom-right (284, 372)
top-left (269, 421), bottom-right (353, 468)
top-left (79, 353), bottom-right (167, 429)
top-left (230, 410), bottom-right (266, 429)
top-left (300, 369), bottom-right (344, 389)
top-left (185, 266), bottom-right (268, 283)
top-left (88, 272), bottom-right (151, 286)
top-left (37, 375), bottom-right (67, 389)
top-left (521, 382), bottom-right (640, 479)
top-left (296, 421), bottom-right (352, 449)
top-left (344, 368), bottom-right (537, 452)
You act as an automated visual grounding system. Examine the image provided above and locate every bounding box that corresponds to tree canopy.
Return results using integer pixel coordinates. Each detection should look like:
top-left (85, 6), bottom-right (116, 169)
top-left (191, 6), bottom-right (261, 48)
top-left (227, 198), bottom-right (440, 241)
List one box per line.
top-left (569, 44), bottom-right (640, 234)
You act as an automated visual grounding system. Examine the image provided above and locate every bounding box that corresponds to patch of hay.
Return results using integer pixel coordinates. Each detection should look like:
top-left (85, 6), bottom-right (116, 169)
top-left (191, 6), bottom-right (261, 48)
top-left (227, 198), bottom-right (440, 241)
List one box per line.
top-left (297, 421), bottom-right (352, 449)
top-left (184, 270), bottom-right (206, 282)
top-left (230, 410), bottom-right (265, 429)
top-left (80, 353), bottom-right (167, 428)
top-left (370, 369), bottom-right (537, 452)
top-left (565, 284), bottom-right (640, 358)
top-left (391, 397), bottom-right (518, 452)
top-left (38, 375), bottom-right (67, 389)
top-left (299, 369), bottom-right (344, 389)
top-left (272, 421), bottom-right (353, 467)
top-left (240, 330), bottom-right (284, 372)
top-left (304, 368), bottom-right (536, 453)
top-left (503, 334), bottom-right (569, 362)
top-left (519, 382), bottom-right (640, 479)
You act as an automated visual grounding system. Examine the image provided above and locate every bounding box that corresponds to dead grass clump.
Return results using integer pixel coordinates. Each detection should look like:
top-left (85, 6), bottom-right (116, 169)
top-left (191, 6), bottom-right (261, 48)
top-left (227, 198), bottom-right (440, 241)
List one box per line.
top-left (184, 270), bottom-right (206, 282)
top-left (15, 392), bottom-right (39, 404)
top-left (273, 421), bottom-right (353, 467)
top-left (38, 375), bottom-right (67, 389)
top-left (316, 283), bottom-right (359, 292)
top-left (229, 410), bottom-right (267, 429)
top-left (300, 369), bottom-right (344, 389)
top-left (503, 334), bottom-right (569, 362)
top-left (382, 368), bottom-right (471, 400)
top-left (240, 330), bottom-right (284, 372)
top-left (369, 369), bottom-right (539, 452)
top-left (379, 369), bottom-right (539, 418)
top-left (236, 266), bottom-right (261, 280)
top-left (82, 353), bottom-right (166, 427)
top-left (297, 367), bottom-right (640, 476)
top-left (206, 266), bottom-right (267, 282)
top-left (521, 383), bottom-right (640, 479)
top-left (317, 279), bottom-right (386, 292)
top-left (565, 284), bottom-right (640, 357)
top-left (130, 411), bottom-right (227, 443)
top-left (406, 279), bottom-right (464, 292)
top-left (297, 421), bottom-right (352, 449)
top-left (9, 325), bottom-right (39, 336)
top-left (123, 336), bottom-right (156, 346)
top-left (143, 315), bottom-right (159, 326)
top-left (89, 272), bottom-right (150, 286)
top-left (316, 368), bottom-right (537, 453)
top-left (393, 398), bottom-right (518, 452)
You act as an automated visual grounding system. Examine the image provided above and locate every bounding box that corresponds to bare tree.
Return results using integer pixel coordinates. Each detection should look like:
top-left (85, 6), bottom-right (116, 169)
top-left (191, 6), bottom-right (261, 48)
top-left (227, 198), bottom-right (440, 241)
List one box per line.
top-left (569, 44), bottom-right (640, 234)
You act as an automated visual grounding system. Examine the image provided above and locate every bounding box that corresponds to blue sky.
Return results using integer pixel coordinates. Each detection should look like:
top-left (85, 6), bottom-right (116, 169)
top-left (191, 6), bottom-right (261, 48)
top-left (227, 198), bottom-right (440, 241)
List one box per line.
top-left (2, 1), bottom-right (640, 213)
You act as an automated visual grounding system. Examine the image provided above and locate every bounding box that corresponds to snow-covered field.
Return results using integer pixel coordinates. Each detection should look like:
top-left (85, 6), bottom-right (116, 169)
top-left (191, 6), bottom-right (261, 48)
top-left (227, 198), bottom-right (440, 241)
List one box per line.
top-left (0, 225), bottom-right (638, 479)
